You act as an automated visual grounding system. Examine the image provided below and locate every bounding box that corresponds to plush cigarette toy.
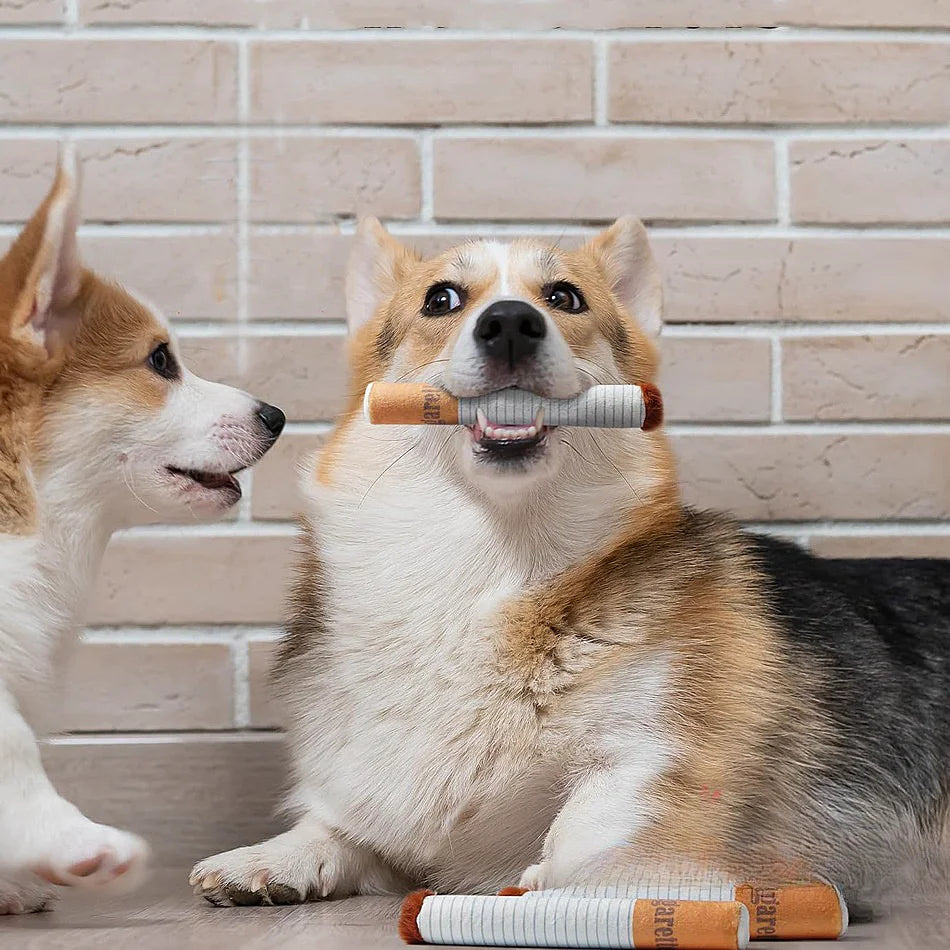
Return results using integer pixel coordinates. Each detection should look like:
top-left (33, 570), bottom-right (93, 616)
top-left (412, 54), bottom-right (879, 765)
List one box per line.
top-left (507, 878), bottom-right (849, 942)
top-left (399, 890), bottom-right (749, 950)
top-left (363, 383), bottom-right (663, 431)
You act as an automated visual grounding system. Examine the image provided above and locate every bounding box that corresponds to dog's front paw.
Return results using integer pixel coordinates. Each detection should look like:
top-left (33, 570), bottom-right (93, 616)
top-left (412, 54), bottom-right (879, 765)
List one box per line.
top-left (518, 862), bottom-right (550, 891)
top-left (0, 875), bottom-right (54, 915)
top-left (32, 820), bottom-right (149, 893)
top-left (190, 833), bottom-right (349, 907)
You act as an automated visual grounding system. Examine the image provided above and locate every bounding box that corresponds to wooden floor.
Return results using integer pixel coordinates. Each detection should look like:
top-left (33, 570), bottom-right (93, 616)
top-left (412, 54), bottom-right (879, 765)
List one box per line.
top-left (0, 869), bottom-right (896, 950)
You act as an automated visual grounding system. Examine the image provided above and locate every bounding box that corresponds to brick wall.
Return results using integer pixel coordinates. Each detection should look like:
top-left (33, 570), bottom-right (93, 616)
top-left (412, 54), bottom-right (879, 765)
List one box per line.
top-left (2, 3), bottom-right (949, 749)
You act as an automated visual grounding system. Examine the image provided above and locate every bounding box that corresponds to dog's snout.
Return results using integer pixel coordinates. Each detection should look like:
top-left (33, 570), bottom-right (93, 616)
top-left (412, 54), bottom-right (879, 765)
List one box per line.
top-left (474, 300), bottom-right (547, 367)
top-left (257, 402), bottom-right (286, 440)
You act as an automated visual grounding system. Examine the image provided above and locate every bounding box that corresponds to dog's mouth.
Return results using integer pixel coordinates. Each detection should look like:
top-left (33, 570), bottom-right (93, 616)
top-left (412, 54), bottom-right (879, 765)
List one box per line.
top-left (468, 408), bottom-right (554, 464)
top-left (165, 465), bottom-right (244, 496)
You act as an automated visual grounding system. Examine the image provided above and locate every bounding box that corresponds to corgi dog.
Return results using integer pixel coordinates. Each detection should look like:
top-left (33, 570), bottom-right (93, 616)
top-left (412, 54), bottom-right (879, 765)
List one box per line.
top-left (192, 218), bottom-right (950, 914)
top-left (0, 151), bottom-right (285, 914)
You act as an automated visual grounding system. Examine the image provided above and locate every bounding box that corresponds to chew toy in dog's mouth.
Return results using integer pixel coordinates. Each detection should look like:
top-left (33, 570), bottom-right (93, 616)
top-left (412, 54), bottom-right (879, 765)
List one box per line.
top-left (165, 465), bottom-right (244, 494)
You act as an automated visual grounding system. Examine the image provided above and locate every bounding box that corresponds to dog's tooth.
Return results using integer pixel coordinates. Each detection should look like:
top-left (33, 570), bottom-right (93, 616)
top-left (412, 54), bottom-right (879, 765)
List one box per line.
top-left (485, 426), bottom-right (496, 439)
top-left (476, 409), bottom-right (488, 431)
top-left (534, 408), bottom-right (544, 430)
top-left (526, 425), bottom-right (537, 438)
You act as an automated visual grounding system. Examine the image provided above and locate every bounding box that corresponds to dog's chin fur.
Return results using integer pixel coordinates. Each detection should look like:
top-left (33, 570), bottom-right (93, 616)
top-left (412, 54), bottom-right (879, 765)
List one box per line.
top-left (0, 153), bottom-right (283, 913)
top-left (191, 219), bottom-right (950, 921)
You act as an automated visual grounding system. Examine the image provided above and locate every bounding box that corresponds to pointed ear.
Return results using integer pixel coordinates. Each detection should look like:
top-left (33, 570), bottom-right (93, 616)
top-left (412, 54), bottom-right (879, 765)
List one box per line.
top-left (345, 217), bottom-right (418, 334)
top-left (584, 216), bottom-right (662, 338)
top-left (8, 144), bottom-right (83, 354)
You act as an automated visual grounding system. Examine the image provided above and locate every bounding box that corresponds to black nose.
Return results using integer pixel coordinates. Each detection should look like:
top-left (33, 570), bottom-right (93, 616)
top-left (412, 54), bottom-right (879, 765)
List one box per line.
top-left (257, 402), bottom-right (286, 439)
top-left (474, 300), bottom-right (547, 367)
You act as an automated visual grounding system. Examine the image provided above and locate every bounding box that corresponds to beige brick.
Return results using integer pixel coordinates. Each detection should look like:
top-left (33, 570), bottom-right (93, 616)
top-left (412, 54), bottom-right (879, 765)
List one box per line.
top-left (250, 40), bottom-right (593, 124)
top-left (248, 639), bottom-right (284, 729)
top-left (61, 642), bottom-right (232, 731)
top-left (80, 0), bottom-right (261, 24)
top-left (84, 234), bottom-right (238, 321)
top-left (0, 40), bottom-right (237, 123)
top-left (662, 337), bottom-right (771, 422)
top-left (0, 0), bottom-right (61, 22)
top-left (252, 431), bottom-right (326, 520)
top-left (82, 0), bottom-right (772, 27)
top-left (248, 232), bottom-right (350, 321)
top-left (654, 237), bottom-right (950, 324)
top-left (177, 332), bottom-right (347, 420)
top-left (177, 334), bottom-right (240, 388)
top-left (433, 138), bottom-right (775, 222)
top-left (674, 433), bottom-right (950, 521)
top-left (0, 138), bottom-right (237, 224)
top-left (609, 41), bottom-right (950, 124)
top-left (87, 533), bottom-right (297, 625)
top-left (0, 139), bottom-right (60, 223)
top-left (82, 139), bottom-right (237, 223)
top-left (790, 140), bottom-right (950, 225)
top-left (241, 332), bottom-right (349, 421)
top-left (783, 335), bottom-right (950, 422)
top-left (810, 534), bottom-right (950, 559)
top-left (249, 138), bottom-right (420, 224)
top-left (785, 1), bottom-right (950, 27)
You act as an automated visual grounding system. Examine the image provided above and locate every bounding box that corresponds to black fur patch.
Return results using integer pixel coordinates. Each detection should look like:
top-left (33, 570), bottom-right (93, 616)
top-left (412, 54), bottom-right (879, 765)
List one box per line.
top-left (375, 317), bottom-right (398, 367)
top-left (273, 518), bottom-right (330, 678)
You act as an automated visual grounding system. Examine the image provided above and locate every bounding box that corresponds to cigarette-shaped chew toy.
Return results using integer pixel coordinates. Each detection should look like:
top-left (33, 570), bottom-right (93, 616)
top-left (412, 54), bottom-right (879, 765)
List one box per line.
top-left (363, 382), bottom-right (663, 431)
top-left (399, 891), bottom-right (750, 950)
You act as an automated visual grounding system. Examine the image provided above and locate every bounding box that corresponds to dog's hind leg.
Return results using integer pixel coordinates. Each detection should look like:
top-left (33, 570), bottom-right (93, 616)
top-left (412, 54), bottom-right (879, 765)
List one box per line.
top-left (0, 684), bottom-right (149, 895)
top-left (190, 814), bottom-right (408, 906)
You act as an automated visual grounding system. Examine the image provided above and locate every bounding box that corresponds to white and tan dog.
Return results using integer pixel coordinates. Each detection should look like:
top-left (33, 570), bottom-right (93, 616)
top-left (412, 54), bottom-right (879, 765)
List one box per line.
top-left (193, 218), bottom-right (950, 916)
top-left (0, 152), bottom-right (285, 913)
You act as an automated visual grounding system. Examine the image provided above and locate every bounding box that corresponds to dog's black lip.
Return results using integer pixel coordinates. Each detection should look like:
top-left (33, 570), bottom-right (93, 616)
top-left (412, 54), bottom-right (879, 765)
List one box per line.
top-left (165, 465), bottom-right (245, 491)
top-left (474, 430), bottom-right (548, 461)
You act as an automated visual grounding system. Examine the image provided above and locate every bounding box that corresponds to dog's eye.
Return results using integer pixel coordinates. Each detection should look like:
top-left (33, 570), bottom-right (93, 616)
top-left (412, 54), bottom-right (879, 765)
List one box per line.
top-left (422, 283), bottom-right (465, 317)
top-left (543, 282), bottom-right (588, 314)
top-left (147, 343), bottom-right (179, 380)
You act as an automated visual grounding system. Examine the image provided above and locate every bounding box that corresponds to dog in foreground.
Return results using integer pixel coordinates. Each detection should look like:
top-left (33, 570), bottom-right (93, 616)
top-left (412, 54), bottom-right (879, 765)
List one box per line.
top-left (192, 217), bottom-right (950, 914)
top-left (0, 153), bottom-right (285, 913)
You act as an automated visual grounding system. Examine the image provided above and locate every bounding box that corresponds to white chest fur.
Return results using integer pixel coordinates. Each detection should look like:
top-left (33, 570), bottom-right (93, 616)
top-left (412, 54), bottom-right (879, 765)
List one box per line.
top-left (289, 426), bottom-right (672, 891)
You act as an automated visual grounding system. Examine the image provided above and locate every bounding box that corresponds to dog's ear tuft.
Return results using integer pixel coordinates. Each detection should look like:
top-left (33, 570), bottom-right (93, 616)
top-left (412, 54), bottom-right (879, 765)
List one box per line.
top-left (7, 144), bottom-right (83, 355)
top-left (345, 217), bottom-right (417, 334)
top-left (584, 216), bottom-right (662, 338)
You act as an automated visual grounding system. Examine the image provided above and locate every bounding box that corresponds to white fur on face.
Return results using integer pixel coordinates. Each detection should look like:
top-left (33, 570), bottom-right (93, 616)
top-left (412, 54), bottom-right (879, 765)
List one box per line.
top-left (444, 242), bottom-right (581, 401)
top-left (411, 242), bottom-right (619, 495)
top-left (42, 306), bottom-right (278, 527)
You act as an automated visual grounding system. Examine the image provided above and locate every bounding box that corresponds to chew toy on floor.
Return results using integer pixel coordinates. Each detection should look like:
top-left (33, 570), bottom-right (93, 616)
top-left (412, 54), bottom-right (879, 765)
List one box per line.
top-left (508, 876), bottom-right (849, 942)
top-left (399, 890), bottom-right (749, 950)
top-left (363, 382), bottom-right (663, 431)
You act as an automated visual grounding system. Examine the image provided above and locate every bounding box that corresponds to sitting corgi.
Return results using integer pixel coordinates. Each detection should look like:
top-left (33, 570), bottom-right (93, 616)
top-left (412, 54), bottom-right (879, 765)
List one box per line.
top-left (0, 150), bottom-right (285, 914)
top-left (192, 217), bottom-right (950, 913)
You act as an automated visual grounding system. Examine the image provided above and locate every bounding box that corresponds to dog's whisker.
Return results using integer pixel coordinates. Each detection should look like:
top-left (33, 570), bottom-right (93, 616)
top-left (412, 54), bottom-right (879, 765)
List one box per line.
top-left (391, 358), bottom-right (451, 385)
top-left (121, 463), bottom-right (158, 515)
top-left (357, 442), bottom-right (419, 509)
top-left (584, 432), bottom-right (645, 507)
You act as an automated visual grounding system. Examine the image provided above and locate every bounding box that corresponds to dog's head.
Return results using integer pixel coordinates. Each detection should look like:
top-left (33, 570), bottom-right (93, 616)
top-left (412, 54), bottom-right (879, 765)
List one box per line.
top-left (339, 218), bottom-right (674, 507)
top-left (0, 150), bottom-right (285, 527)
